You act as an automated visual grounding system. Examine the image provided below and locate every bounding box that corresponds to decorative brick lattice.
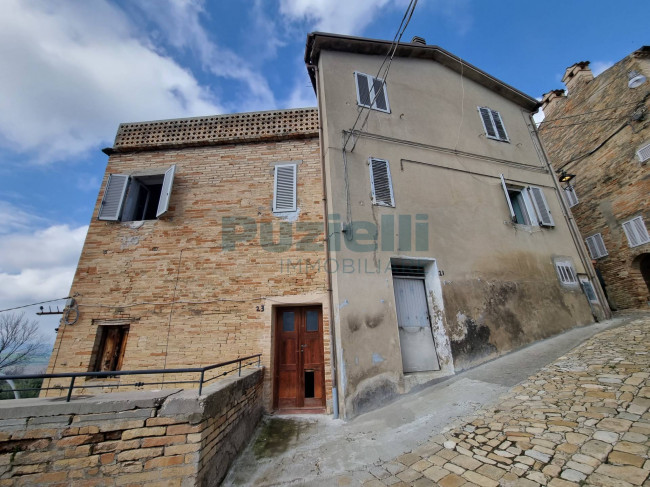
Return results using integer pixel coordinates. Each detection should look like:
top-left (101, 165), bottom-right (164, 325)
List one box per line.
top-left (113, 108), bottom-right (319, 151)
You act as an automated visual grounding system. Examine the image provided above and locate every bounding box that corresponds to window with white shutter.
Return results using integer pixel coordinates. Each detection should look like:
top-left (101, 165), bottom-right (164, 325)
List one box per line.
top-left (527, 186), bottom-right (555, 227)
top-left (273, 164), bottom-right (297, 212)
top-left (478, 107), bottom-right (509, 142)
top-left (369, 158), bottom-right (395, 207)
top-left (564, 185), bottom-right (579, 208)
top-left (98, 165), bottom-right (176, 222)
top-left (637, 143), bottom-right (650, 163)
top-left (585, 233), bottom-right (608, 259)
top-left (555, 260), bottom-right (578, 286)
top-left (355, 72), bottom-right (390, 113)
top-left (622, 216), bottom-right (650, 247)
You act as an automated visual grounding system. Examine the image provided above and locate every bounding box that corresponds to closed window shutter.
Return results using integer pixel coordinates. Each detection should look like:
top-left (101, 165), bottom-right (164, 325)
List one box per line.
top-left (585, 236), bottom-right (598, 259)
top-left (479, 107), bottom-right (497, 138)
top-left (637, 143), bottom-right (650, 162)
top-left (355, 72), bottom-right (372, 107)
top-left (623, 216), bottom-right (650, 247)
top-left (369, 158), bottom-right (395, 207)
top-left (527, 186), bottom-right (554, 227)
top-left (156, 164), bottom-right (176, 217)
top-left (491, 110), bottom-right (508, 141)
top-left (594, 234), bottom-right (608, 257)
top-left (98, 174), bottom-right (130, 221)
top-left (564, 185), bottom-right (579, 208)
top-left (273, 164), bottom-right (297, 212)
top-left (372, 77), bottom-right (388, 111)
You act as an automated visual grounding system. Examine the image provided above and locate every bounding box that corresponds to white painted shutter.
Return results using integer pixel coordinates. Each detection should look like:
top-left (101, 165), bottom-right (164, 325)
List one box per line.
top-left (371, 77), bottom-right (389, 112)
top-left (500, 174), bottom-right (516, 222)
top-left (637, 143), bottom-right (650, 163)
top-left (156, 164), bottom-right (176, 217)
top-left (564, 185), bottom-right (579, 208)
top-left (585, 236), bottom-right (598, 259)
top-left (527, 186), bottom-right (555, 227)
top-left (491, 110), bottom-right (508, 141)
top-left (369, 158), bottom-right (395, 207)
top-left (622, 216), bottom-right (650, 247)
top-left (273, 164), bottom-right (297, 212)
top-left (479, 107), bottom-right (497, 138)
top-left (594, 234), bottom-right (608, 257)
top-left (98, 174), bottom-right (129, 221)
top-left (355, 72), bottom-right (372, 107)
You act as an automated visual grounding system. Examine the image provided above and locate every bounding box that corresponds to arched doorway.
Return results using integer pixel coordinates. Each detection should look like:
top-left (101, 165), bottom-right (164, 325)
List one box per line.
top-left (640, 254), bottom-right (650, 294)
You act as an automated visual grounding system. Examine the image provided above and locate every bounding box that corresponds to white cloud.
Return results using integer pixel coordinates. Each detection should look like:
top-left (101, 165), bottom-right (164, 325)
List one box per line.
top-left (591, 61), bottom-right (614, 77)
top-left (0, 0), bottom-right (221, 163)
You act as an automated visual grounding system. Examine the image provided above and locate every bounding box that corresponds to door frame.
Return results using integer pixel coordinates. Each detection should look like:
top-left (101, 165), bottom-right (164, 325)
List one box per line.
top-left (272, 304), bottom-right (326, 411)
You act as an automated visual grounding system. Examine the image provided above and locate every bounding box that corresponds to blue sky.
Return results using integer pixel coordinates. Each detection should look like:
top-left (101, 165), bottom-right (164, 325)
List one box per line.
top-left (0, 0), bottom-right (647, 346)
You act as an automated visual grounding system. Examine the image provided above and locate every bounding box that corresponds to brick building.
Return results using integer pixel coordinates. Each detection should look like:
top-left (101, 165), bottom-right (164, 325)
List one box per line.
top-left (539, 46), bottom-right (650, 310)
top-left (44, 108), bottom-right (334, 413)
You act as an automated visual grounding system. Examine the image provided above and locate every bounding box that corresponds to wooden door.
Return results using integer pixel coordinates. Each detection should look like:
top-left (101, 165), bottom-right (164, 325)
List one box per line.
top-left (274, 306), bottom-right (325, 410)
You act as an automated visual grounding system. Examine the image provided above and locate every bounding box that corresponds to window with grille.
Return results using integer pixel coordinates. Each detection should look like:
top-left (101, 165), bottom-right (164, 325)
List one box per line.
top-left (585, 233), bottom-right (608, 259)
top-left (369, 158), bottom-right (395, 207)
top-left (622, 216), bottom-right (650, 247)
top-left (478, 107), bottom-right (509, 142)
top-left (354, 72), bottom-right (390, 113)
top-left (273, 164), bottom-right (297, 212)
top-left (555, 261), bottom-right (578, 285)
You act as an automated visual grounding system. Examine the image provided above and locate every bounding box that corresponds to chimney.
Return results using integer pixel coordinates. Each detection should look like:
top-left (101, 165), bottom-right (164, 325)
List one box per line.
top-left (562, 61), bottom-right (593, 94)
top-left (540, 89), bottom-right (566, 116)
top-left (411, 36), bottom-right (426, 45)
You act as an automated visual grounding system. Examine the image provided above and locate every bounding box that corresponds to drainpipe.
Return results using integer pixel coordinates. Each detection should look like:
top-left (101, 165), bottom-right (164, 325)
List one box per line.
top-left (308, 63), bottom-right (340, 419)
top-left (529, 114), bottom-right (612, 319)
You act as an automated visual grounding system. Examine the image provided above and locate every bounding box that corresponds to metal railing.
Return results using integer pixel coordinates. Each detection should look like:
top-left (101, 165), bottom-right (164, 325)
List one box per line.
top-left (0, 354), bottom-right (262, 402)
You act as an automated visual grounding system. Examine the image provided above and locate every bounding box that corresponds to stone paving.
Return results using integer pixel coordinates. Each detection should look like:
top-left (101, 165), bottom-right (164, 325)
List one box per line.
top-left (345, 315), bottom-right (650, 486)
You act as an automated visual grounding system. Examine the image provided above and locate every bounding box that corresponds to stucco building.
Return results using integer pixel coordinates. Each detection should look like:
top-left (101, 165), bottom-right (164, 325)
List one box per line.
top-left (45, 33), bottom-right (608, 419)
top-left (539, 46), bottom-right (650, 310)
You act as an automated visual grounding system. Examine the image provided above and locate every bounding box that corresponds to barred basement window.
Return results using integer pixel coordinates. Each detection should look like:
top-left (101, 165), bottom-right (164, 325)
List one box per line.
top-left (585, 233), bottom-right (608, 259)
top-left (478, 107), bottom-right (509, 142)
top-left (555, 261), bottom-right (578, 286)
top-left (622, 216), bottom-right (650, 247)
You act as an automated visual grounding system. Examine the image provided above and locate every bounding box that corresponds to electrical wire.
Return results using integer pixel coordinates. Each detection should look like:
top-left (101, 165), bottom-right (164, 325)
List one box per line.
top-left (539, 114), bottom-right (630, 130)
top-left (0, 297), bottom-right (70, 314)
top-left (539, 100), bottom-right (642, 124)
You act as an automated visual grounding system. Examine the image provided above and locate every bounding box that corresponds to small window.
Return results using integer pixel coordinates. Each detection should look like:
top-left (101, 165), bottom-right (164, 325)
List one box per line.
top-left (564, 185), bottom-right (579, 208)
top-left (500, 175), bottom-right (553, 227)
top-left (478, 107), bottom-right (509, 142)
top-left (637, 143), bottom-right (650, 163)
top-left (354, 72), bottom-right (390, 113)
top-left (579, 276), bottom-right (599, 304)
top-left (98, 165), bottom-right (176, 222)
top-left (622, 216), bottom-right (650, 247)
top-left (92, 325), bottom-right (129, 372)
top-left (369, 158), bottom-right (395, 207)
top-left (555, 261), bottom-right (578, 285)
top-left (273, 164), bottom-right (297, 212)
top-left (585, 233), bottom-right (608, 259)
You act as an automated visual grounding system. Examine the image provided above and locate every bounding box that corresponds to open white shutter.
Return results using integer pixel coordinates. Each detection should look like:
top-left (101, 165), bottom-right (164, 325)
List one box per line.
top-left (156, 165), bottom-right (176, 217)
top-left (500, 174), bottom-right (516, 222)
top-left (491, 110), bottom-right (508, 141)
top-left (98, 174), bottom-right (129, 221)
top-left (273, 164), bottom-right (297, 212)
top-left (564, 185), bottom-right (579, 208)
top-left (369, 158), bottom-right (395, 207)
top-left (527, 186), bottom-right (555, 227)
top-left (594, 234), bottom-right (608, 257)
top-left (585, 236), bottom-right (598, 259)
top-left (355, 72), bottom-right (372, 108)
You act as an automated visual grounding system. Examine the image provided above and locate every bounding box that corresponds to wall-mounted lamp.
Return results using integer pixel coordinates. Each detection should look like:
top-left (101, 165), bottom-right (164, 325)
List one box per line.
top-left (558, 170), bottom-right (576, 183)
top-left (628, 70), bottom-right (647, 89)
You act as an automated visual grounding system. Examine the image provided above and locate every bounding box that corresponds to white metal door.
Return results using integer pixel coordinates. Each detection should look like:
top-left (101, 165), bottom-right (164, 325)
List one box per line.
top-left (393, 277), bottom-right (441, 372)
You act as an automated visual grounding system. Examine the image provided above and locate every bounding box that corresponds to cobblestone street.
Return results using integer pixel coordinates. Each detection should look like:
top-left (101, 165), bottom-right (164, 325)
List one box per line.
top-left (345, 314), bottom-right (650, 487)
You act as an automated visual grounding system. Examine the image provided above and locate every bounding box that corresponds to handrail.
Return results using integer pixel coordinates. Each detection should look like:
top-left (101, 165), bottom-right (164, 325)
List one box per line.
top-left (0, 354), bottom-right (262, 401)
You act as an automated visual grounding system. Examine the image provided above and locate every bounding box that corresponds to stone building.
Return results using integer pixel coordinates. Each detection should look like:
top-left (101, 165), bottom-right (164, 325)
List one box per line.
top-left (539, 46), bottom-right (650, 310)
top-left (45, 33), bottom-right (608, 419)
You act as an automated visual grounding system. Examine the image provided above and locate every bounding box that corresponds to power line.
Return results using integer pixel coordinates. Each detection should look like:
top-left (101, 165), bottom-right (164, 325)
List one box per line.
top-left (0, 297), bottom-right (70, 314)
top-left (539, 100), bottom-right (641, 124)
top-left (539, 114), bottom-right (630, 130)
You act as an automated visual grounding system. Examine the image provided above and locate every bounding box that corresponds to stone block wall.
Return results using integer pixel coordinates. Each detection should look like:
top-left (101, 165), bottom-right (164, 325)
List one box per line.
top-left (539, 48), bottom-right (650, 309)
top-left (0, 367), bottom-right (263, 486)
